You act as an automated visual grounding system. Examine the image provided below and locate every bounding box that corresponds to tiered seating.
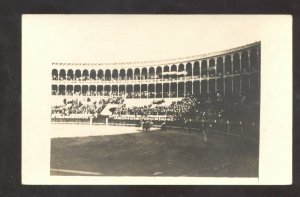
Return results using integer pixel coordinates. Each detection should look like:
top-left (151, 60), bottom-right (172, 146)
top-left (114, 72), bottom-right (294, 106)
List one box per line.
top-left (51, 90), bottom-right (259, 124)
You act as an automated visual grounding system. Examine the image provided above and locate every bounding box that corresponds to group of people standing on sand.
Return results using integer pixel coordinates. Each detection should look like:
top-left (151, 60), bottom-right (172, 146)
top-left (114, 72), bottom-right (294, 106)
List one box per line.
top-left (139, 119), bottom-right (154, 132)
top-left (139, 119), bottom-right (168, 132)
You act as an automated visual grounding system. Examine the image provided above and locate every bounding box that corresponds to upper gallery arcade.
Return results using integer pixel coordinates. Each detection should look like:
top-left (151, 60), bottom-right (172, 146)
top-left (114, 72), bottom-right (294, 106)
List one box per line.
top-left (51, 42), bottom-right (260, 98)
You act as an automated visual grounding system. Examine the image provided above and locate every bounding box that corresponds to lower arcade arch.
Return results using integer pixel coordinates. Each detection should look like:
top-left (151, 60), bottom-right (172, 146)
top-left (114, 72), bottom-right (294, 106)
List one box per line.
top-left (163, 83), bottom-right (170, 98)
top-left (148, 84), bottom-right (155, 98)
top-left (141, 84), bottom-right (147, 98)
top-left (170, 83), bottom-right (177, 98)
top-left (156, 84), bottom-right (162, 98)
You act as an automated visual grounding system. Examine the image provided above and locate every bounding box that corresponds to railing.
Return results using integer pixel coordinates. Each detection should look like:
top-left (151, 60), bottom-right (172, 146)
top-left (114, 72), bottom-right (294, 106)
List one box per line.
top-left (51, 114), bottom-right (92, 124)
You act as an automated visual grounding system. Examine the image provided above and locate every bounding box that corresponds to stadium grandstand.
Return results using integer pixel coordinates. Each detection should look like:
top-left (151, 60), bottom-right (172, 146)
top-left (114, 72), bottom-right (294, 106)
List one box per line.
top-left (51, 42), bottom-right (260, 140)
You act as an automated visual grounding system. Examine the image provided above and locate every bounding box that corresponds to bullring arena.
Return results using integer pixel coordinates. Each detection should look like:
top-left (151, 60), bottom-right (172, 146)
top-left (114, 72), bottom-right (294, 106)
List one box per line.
top-left (50, 42), bottom-right (260, 177)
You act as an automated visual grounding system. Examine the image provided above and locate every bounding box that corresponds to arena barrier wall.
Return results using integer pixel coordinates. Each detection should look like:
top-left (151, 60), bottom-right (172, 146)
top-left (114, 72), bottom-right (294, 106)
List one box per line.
top-left (51, 116), bottom-right (259, 142)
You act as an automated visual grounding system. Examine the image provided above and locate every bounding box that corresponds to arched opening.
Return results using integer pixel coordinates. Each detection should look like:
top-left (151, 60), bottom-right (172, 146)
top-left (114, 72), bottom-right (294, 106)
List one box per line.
top-left (120, 69), bottom-right (126, 80)
top-left (209, 59), bottom-right (216, 77)
top-left (201, 60), bottom-right (208, 77)
top-left (233, 53), bottom-right (240, 74)
top-left (127, 69), bottom-right (133, 80)
top-left (126, 85), bottom-right (133, 98)
top-left (250, 72), bottom-right (259, 95)
top-left (233, 76), bottom-right (241, 96)
top-left (75, 69), bottom-right (81, 80)
top-left (178, 64), bottom-right (184, 72)
top-left (134, 68), bottom-right (140, 80)
top-left (178, 64), bottom-right (185, 79)
top-left (217, 78), bottom-right (224, 94)
top-left (134, 84), bottom-right (140, 98)
top-left (193, 81), bottom-right (200, 95)
top-left (171, 65), bottom-right (177, 80)
top-left (51, 85), bottom-right (58, 95)
top-left (241, 51), bottom-right (249, 72)
top-left (141, 84), bottom-right (147, 98)
top-left (90, 70), bottom-right (96, 80)
top-left (119, 85), bottom-right (125, 96)
top-left (163, 66), bottom-right (169, 80)
top-left (156, 84), bottom-right (162, 98)
top-left (193, 61), bottom-right (200, 76)
top-left (186, 62), bottom-right (192, 77)
top-left (186, 81), bottom-right (192, 95)
top-left (163, 83), bottom-right (169, 98)
top-left (105, 69), bottom-right (111, 80)
top-left (171, 65), bottom-right (177, 72)
top-left (52, 69), bottom-right (58, 80)
top-left (112, 85), bottom-right (118, 96)
top-left (178, 82), bottom-right (184, 97)
top-left (112, 69), bottom-right (118, 80)
top-left (67, 69), bottom-right (74, 80)
top-left (66, 85), bottom-right (73, 95)
top-left (225, 77), bottom-right (232, 96)
top-left (156, 67), bottom-right (162, 79)
top-left (149, 67), bottom-right (155, 79)
top-left (163, 65), bottom-right (169, 72)
top-left (242, 74), bottom-right (250, 96)
top-left (97, 70), bottom-right (104, 80)
top-left (59, 69), bottom-right (66, 80)
top-left (171, 83), bottom-right (177, 97)
top-left (97, 85), bottom-right (103, 95)
top-left (104, 85), bottom-right (111, 96)
top-left (74, 85), bottom-right (81, 95)
top-left (209, 79), bottom-right (215, 95)
top-left (82, 69), bottom-right (89, 80)
top-left (82, 85), bottom-right (88, 95)
top-left (250, 48), bottom-right (258, 70)
top-left (216, 57), bottom-right (223, 76)
top-left (141, 68), bottom-right (148, 79)
top-left (225, 55), bottom-right (232, 75)
top-left (90, 85), bottom-right (96, 96)
top-left (58, 85), bottom-right (65, 95)
top-left (148, 84), bottom-right (155, 98)
top-left (201, 80), bottom-right (208, 95)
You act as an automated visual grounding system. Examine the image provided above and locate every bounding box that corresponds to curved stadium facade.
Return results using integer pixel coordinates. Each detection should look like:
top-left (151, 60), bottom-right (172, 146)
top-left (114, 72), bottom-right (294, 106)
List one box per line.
top-left (51, 42), bottom-right (260, 99)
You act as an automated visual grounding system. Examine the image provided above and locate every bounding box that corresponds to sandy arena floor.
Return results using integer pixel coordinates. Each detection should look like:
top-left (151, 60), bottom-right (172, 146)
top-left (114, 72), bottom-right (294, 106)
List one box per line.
top-left (51, 124), bottom-right (259, 177)
top-left (51, 123), bottom-right (160, 138)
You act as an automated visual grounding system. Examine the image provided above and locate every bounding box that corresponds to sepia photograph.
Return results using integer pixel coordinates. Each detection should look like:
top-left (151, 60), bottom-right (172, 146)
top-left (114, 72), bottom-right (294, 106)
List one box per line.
top-left (22, 15), bottom-right (292, 184)
top-left (50, 43), bottom-right (260, 177)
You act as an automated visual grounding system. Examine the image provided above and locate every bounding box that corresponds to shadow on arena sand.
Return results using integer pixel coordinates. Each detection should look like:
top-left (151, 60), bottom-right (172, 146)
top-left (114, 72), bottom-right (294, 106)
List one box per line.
top-left (50, 125), bottom-right (258, 177)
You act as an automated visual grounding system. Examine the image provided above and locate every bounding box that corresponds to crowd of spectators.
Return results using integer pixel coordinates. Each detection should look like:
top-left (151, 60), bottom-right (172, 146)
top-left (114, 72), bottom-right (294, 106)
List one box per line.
top-left (52, 89), bottom-right (259, 123)
top-left (112, 91), bottom-right (259, 123)
top-left (51, 99), bottom-right (102, 116)
top-left (51, 97), bottom-right (124, 117)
